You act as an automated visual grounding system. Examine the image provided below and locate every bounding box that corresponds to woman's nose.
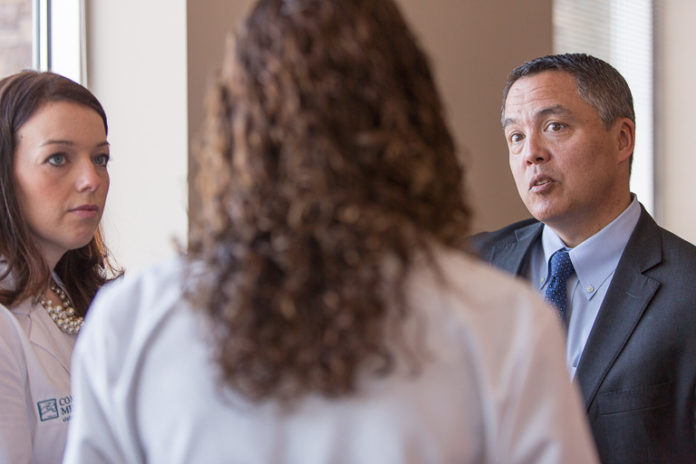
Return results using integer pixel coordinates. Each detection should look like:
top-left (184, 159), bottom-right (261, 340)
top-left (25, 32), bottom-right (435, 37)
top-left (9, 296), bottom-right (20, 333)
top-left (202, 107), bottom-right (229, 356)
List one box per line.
top-left (75, 159), bottom-right (103, 192)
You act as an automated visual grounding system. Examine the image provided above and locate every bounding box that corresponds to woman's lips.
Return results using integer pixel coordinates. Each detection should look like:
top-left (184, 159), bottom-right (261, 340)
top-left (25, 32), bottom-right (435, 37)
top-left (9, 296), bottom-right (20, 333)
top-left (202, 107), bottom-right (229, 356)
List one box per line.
top-left (69, 204), bottom-right (99, 218)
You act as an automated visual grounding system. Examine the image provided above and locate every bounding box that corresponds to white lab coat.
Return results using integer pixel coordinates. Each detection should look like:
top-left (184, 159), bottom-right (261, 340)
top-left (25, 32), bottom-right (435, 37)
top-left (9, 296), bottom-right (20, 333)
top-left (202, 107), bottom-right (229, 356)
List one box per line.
top-left (0, 297), bottom-right (76, 464)
top-left (64, 248), bottom-right (599, 463)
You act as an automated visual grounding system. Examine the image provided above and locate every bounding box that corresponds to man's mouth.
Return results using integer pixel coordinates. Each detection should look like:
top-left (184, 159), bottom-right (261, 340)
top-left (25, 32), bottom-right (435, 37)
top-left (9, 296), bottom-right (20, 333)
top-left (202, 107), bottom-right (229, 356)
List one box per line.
top-left (529, 175), bottom-right (554, 191)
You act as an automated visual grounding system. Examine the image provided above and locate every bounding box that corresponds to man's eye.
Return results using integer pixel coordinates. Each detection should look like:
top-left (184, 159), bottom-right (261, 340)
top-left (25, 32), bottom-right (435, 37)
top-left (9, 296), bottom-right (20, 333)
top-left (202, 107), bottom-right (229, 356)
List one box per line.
top-left (547, 122), bottom-right (565, 132)
top-left (510, 133), bottom-right (524, 143)
top-left (47, 154), bottom-right (66, 166)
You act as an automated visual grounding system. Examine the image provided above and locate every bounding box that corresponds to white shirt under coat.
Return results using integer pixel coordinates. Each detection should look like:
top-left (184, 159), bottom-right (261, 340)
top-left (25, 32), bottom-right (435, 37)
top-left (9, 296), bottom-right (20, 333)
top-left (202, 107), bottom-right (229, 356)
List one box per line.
top-left (0, 295), bottom-right (76, 464)
top-left (64, 246), bottom-right (598, 464)
top-left (528, 195), bottom-right (641, 378)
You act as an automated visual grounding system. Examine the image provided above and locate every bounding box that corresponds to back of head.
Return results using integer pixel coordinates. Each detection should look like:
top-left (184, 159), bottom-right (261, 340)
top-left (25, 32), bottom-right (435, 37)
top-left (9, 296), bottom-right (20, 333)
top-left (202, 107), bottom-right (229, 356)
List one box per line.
top-left (501, 53), bottom-right (635, 129)
top-left (189, 0), bottom-right (470, 402)
top-left (0, 70), bottom-right (112, 312)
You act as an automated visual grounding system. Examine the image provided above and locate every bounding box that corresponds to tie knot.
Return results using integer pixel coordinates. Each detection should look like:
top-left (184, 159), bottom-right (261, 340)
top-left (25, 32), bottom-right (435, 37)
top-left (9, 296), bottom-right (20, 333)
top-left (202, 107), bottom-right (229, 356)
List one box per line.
top-left (549, 250), bottom-right (574, 282)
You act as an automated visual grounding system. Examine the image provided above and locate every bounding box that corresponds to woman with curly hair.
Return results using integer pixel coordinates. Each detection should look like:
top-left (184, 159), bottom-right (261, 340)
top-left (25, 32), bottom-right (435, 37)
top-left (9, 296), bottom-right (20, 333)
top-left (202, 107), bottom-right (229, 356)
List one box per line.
top-left (65, 0), bottom-right (597, 462)
top-left (0, 70), bottom-right (120, 463)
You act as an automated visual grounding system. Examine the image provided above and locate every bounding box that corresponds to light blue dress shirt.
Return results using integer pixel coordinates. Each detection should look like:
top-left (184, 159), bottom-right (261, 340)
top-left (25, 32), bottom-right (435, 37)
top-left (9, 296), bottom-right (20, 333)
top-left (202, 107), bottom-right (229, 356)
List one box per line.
top-left (526, 196), bottom-right (642, 379)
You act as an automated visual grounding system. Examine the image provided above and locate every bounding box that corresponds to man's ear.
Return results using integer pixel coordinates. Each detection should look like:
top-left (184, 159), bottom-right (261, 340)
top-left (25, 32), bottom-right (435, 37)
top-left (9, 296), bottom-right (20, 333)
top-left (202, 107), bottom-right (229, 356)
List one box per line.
top-left (616, 117), bottom-right (635, 163)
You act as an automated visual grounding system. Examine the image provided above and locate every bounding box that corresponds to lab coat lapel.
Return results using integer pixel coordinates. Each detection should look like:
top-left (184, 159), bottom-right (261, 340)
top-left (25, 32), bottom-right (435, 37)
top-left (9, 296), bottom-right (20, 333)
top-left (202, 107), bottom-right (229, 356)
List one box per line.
top-left (575, 208), bottom-right (662, 408)
top-left (28, 311), bottom-right (73, 375)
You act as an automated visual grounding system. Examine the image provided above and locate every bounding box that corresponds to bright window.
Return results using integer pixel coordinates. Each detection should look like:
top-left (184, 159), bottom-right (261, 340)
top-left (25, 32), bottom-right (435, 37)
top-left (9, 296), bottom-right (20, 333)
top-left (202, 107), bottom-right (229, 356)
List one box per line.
top-left (554, 0), bottom-right (654, 213)
top-left (35, 0), bottom-right (85, 83)
top-left (0, 0), bottom-right (84, 82)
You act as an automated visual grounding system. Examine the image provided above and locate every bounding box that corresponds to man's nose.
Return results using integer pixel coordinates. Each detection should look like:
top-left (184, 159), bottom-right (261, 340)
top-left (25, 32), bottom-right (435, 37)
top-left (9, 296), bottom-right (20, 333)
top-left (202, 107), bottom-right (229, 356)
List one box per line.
top-left (522, 133), bottom-right (550, 165)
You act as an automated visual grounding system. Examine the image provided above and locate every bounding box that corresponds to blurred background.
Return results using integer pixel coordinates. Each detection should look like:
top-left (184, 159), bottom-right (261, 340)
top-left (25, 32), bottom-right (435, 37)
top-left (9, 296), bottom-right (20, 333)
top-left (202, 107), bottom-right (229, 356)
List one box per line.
top-left (1, 0), bottom-right (690, 272)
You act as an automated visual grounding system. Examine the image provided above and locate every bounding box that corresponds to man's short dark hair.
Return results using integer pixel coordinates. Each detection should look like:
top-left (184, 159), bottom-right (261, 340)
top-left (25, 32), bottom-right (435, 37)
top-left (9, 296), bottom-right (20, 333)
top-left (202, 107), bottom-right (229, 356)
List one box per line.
top-left (501, 53), bottom-right (635, 130)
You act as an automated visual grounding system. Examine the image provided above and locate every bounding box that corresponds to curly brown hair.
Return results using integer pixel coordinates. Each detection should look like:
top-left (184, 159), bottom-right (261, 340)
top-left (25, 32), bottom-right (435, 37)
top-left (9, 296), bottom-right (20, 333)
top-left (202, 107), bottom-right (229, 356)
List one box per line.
top-left (188, 0), bottom-right (471, 402)
top-left (0, 71), bottom-right (121, 314)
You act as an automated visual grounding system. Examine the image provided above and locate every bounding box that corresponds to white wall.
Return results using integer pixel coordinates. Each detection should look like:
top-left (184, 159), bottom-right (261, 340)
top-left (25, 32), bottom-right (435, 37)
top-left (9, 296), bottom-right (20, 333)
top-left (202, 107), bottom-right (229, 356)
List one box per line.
top-left (187, 0), bottom-right (256, 221)
top-left (87, 1), bottom-right (552, 272)
top-left (186, 0), bottom-right (552, 234)
top-left (655, 3), bottom-right (696, 245)
top-left (86, 0), bottom-right (189, 272)
top-left (396, 0), bottom-right (551, 232)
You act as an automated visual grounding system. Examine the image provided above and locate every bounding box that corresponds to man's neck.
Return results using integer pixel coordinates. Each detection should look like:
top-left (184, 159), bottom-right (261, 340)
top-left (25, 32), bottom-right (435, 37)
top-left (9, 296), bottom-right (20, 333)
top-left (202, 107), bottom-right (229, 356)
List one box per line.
top-left (548, 194), bottom-right (634, 248)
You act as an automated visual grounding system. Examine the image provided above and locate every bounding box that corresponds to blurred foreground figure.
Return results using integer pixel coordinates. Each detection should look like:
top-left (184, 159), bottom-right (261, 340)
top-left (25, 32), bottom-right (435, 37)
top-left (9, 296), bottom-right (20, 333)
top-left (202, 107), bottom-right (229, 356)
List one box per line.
top-left (64, 1), bottom-right (597, 463)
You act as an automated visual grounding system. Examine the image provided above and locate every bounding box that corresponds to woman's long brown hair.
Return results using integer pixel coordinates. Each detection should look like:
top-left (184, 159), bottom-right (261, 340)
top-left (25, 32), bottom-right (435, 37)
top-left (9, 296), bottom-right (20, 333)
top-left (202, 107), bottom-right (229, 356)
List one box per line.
top-left (188, 0), bottom-right (471, 402)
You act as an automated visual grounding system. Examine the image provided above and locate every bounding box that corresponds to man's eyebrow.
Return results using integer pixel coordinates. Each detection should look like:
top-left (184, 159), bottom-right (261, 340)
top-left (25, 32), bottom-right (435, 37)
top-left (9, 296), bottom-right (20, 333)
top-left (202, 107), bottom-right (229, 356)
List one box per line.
top-left (503, 104), bottom-right (573, 129)
top-left (537, 104), bottom-right (573, 119)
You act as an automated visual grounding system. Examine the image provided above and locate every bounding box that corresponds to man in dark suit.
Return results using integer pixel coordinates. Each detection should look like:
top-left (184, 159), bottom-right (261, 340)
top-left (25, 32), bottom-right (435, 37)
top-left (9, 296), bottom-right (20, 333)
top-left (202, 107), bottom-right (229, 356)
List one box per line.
top-left (471, 53), bottom-right (696, 463)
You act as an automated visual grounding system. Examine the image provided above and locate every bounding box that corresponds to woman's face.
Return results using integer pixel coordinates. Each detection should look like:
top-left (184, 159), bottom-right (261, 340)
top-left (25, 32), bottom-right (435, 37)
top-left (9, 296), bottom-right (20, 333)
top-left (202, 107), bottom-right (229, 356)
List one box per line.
top-left (13, 101), bottom-right (110, 268)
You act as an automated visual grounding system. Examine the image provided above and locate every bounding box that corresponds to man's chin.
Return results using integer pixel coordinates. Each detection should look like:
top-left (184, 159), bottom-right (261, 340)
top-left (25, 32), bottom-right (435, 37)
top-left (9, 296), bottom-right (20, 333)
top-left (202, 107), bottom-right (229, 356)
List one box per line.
top-left (527, 206), bottom-right (564, 226)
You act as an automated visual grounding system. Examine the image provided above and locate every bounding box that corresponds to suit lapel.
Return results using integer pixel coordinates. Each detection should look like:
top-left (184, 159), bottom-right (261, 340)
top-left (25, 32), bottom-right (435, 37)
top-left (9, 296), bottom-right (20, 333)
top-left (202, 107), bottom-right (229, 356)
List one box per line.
top-left (576, 208), bottom-right (662, 408)
top-left (490, 222), bottom-right (543, 275)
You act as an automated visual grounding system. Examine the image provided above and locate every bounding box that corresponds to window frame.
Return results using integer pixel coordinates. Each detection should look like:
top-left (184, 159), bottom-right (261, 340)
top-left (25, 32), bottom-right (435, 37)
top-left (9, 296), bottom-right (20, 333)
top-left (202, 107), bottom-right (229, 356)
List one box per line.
top-left (33, 0), bottom-right (86, 84)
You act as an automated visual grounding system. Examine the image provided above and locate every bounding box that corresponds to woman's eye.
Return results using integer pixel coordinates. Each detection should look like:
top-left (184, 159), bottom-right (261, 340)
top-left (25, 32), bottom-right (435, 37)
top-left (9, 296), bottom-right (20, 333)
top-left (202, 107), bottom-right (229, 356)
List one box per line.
top-left (94, 154), bottom-right (110, 166)
top-left (46, 154), bottom-right (66, 166)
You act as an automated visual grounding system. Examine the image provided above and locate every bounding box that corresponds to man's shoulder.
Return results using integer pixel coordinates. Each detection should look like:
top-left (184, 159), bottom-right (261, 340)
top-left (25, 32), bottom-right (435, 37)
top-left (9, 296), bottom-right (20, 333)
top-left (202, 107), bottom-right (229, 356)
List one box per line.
top-left (653, 223), bottom-right (696, 267)
top-left (632, 209), bottom-right (696, 265)
top-left (468, 217), bottom-right (540, 254)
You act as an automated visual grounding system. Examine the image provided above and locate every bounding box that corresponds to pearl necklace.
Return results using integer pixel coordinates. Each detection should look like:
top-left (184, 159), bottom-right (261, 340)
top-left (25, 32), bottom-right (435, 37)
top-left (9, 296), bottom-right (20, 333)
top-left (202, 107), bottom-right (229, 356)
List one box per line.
top-left (39, 280), bottom-right (84, 335)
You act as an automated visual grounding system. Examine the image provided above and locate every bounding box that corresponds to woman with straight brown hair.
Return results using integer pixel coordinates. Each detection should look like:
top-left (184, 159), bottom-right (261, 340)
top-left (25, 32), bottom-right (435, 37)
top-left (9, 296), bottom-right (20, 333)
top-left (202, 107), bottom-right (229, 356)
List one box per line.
top-left (0, 70), bottom-right (120, 463)
top-left (65, 1), bottom-right (597, 462)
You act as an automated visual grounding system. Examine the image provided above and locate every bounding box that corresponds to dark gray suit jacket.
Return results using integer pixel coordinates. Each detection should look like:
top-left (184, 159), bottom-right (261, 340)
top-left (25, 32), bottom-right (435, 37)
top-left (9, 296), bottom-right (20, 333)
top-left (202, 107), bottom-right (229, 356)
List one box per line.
top-left (470, 206), bottom-right (696, 463)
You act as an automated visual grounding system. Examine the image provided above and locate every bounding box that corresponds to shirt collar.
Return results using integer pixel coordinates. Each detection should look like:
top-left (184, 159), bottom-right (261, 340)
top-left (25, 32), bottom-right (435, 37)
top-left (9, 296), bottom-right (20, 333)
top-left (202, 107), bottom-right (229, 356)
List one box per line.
top-left (541, 195), bottom-right (641, 300)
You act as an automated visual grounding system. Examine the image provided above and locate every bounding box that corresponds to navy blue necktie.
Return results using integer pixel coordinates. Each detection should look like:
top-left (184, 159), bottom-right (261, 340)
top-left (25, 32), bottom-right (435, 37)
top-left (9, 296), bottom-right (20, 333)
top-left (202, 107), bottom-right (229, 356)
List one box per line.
top-left (544, 250), bottom-right (575, 320)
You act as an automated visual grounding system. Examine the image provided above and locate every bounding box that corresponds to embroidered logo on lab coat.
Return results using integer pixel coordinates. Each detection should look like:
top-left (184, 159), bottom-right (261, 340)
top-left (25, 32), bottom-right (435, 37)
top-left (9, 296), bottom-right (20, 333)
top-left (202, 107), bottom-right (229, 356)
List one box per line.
top-left (37, 395), bottom-right (72, 422)
top-left (37, 399), bottom-right (59, 421)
